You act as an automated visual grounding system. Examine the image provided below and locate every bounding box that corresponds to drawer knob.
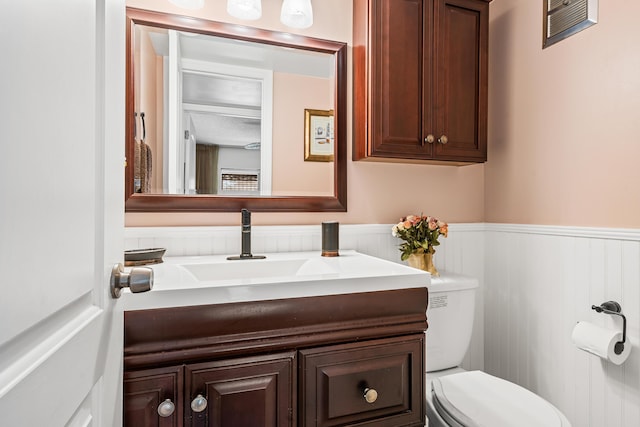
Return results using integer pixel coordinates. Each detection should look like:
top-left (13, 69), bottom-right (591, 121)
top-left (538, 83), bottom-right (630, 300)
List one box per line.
top-left (191, 394), bottom-right (208, 413)
top-left (363, 387), bottom-right (378, 404)
top-left (424, 134), bottom-right (435, 145)
top-left (157, 399), bottom-right (175, 417)
top-left (438, 135), bottom-right (448, 145)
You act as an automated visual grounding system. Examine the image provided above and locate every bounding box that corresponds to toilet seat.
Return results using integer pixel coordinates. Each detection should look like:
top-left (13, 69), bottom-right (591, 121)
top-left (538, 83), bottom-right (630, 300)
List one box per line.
top-left (431, 370), bottom-right (570, 427)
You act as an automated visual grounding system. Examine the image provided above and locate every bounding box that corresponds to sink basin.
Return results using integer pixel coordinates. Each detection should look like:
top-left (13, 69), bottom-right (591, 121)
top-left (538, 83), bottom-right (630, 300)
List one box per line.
top-left (182, 259), bottom-right (305, 281)
top-left (121, 250), bottom-right (430, 311)
top-left (181, 258), bottom-right (335, 281)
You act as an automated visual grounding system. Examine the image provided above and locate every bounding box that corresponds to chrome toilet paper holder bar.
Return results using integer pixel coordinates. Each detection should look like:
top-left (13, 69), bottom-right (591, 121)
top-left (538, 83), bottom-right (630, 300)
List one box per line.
top-left (591, 301), bottom-right (626, 355)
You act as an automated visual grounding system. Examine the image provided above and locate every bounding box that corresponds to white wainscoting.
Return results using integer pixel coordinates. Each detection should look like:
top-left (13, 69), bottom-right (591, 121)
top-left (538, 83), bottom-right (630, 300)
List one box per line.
top-left (485, 224), bottom-right (640, 427)
top-left (125, 223), bottom-right (640, 425)
top-left (125, 223), bottom-right (486, 371)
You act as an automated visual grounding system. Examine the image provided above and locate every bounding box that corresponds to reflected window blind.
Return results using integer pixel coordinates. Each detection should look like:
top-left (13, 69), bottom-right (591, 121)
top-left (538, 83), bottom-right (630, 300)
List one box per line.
top-left (221, 172), bottom-right (259, 192)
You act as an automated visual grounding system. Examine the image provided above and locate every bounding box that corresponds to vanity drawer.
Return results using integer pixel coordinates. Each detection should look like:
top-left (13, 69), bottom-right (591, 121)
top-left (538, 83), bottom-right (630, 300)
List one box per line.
top-left (299, 334), bottom-right (424, 427)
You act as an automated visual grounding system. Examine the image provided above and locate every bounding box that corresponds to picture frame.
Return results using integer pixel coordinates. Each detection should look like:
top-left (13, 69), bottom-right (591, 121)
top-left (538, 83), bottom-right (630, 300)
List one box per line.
top-left (304, 109), bottom-right (335, 162)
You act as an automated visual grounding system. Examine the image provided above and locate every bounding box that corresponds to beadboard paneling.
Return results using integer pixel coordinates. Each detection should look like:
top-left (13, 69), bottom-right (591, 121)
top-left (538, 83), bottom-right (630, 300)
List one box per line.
top-left (125, 223), bottom-right (640, 425)
top-left (125, 223), bottom-right (486, 371)
top-left (485, 224), bottom-right (640, 427)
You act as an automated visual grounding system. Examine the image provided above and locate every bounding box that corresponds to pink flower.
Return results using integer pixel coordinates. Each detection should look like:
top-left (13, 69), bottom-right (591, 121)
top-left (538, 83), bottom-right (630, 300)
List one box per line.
top-left (392, 213), bottom-right (448, 260)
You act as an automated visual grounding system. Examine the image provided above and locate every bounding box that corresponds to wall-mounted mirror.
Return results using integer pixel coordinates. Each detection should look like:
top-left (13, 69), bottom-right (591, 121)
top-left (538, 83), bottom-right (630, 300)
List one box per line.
top-left (125, 8), bottom-right (347, 212)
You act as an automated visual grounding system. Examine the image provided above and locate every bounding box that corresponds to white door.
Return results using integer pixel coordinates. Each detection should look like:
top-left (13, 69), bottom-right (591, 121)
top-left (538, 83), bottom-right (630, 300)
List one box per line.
top-left (0, 0), bottom-right (125, 425)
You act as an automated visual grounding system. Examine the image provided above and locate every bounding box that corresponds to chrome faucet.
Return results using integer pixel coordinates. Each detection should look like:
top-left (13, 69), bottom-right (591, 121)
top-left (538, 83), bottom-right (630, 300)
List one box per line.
top-left (227, 209), bottom-right (266, 260)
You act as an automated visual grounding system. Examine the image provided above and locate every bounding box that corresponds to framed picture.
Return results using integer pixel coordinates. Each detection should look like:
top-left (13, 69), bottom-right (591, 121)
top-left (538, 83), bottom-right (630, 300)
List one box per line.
top-left (304, 109), bottom-right (335, 162)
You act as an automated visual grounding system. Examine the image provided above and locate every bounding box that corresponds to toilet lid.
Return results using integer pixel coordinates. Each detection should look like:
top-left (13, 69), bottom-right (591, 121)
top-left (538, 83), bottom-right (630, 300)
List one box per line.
top-left (431, 371), bottom-right (569, 427)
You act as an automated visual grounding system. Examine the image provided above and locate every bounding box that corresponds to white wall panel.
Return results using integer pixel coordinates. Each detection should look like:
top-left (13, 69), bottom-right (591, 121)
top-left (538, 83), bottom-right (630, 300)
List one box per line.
top-left (127, 222), bottom-right (640, 425)
top-left (485, 224), bottom-right (640, 427)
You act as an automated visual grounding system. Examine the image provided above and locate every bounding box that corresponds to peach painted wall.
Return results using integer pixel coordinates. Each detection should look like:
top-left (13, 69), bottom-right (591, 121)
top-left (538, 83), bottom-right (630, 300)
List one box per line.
top-left (125, 0), bottom-right (485, 226)
top-left (486, 0), bottom-right (640, 228)
top-left (272, 72), bottom-right (333, 197)
top-left (136, 26), bottom-right (164, 192)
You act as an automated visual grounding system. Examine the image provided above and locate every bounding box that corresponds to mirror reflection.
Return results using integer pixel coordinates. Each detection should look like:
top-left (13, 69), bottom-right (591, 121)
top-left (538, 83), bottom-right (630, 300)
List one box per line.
top-left (125, 8), bottom-right (347, 212)
top-left (133, 23), bottom-right (335, 197)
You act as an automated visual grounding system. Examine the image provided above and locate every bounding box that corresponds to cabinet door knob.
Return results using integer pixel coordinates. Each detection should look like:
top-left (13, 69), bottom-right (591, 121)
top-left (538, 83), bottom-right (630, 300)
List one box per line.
top-left (363, 387), bottom-right (378, 404)
top-left (438, 135), bottom-right (448, 144)
top-left (157, 399), bottom-right (175, 417)
top-left (424, 134), bottom-right (435, 145)
top-left (191, 394), bottom-right (208, 413)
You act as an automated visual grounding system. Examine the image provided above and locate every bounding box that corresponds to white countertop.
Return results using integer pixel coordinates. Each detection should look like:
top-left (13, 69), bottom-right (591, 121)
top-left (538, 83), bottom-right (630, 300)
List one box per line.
top-left (120, 250), bottom-right (430, 311)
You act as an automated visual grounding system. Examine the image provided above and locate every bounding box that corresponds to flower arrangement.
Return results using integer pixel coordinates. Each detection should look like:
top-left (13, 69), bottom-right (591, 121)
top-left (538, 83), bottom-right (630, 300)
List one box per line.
top-left (392, 214), bottom-right (448, 261)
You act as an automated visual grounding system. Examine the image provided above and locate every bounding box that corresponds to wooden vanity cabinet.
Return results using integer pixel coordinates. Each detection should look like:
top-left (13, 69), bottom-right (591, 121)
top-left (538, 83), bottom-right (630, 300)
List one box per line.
top-left (123, 288), bottom-right (428, 427)
top-left (353, 0), bottom-right (490, 164)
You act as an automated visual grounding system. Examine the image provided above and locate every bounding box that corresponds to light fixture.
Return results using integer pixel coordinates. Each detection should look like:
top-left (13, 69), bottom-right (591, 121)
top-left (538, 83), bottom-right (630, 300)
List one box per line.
top-left (168, 0), bottom-right (204, 10)
top-left (280, 0), bottom-right (313, 29)
top-left (227, 0), bottom-right (262, 21)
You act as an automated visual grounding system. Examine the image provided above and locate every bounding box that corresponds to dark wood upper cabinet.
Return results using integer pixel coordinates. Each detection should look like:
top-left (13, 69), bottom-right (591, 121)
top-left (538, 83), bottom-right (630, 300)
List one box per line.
top-left (353, 0), bottom-right (491, 164)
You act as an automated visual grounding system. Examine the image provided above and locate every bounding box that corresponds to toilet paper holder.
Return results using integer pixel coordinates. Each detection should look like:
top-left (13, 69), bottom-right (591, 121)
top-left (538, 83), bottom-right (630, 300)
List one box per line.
top-left (591, 301), bottom-right (627, 355)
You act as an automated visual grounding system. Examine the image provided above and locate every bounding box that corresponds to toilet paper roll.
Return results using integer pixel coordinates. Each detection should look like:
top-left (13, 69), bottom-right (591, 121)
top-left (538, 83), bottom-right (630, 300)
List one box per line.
top-left (571, 321), bottom-right (631, 365)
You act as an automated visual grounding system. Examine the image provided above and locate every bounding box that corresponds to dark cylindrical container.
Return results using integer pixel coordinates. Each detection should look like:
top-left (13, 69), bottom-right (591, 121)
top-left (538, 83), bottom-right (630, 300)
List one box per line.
top-left (321, 221), bottom-right (339, 257)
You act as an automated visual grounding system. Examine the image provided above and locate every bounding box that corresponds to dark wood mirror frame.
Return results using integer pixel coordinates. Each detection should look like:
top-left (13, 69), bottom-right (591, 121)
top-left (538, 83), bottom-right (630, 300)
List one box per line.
top-left (125, 7), bottom-right (347, 212)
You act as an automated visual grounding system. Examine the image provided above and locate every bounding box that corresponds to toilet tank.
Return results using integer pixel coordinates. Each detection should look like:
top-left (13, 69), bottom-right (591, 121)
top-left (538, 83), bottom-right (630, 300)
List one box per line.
top-left (426, 273), bottom-right (478, 372)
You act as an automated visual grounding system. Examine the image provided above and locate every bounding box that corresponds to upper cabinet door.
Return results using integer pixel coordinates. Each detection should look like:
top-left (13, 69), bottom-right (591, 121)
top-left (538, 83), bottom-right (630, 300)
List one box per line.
top-left (353, 0), bottom-right (490, 164)
top-left (433, 0), bottom-right (489, 161)
top-left (370, 0), bottom-right (433, 159)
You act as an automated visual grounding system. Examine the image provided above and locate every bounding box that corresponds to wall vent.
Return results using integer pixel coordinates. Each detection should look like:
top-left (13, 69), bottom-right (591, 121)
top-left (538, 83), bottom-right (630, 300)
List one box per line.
top-left (543, 0), bottom-right (598, 48)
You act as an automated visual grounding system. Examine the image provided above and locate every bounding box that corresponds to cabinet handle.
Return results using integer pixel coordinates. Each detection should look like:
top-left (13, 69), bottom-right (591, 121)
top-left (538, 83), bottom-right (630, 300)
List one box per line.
top-left (424, 134), bottom-right (435, 145)
top-left (191, 394), bottom-right (208, 413)
top-left (438, 135), bottom-right (448, 145)
top-left (363, 387), bottom-right (378, 404)
top-left (157, 399), bottom-right (175, 417)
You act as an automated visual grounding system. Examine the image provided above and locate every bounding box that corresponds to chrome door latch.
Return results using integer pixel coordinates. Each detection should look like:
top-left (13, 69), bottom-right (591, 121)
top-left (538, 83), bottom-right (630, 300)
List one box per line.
top-left (110, 263), bottom-right (153, 299)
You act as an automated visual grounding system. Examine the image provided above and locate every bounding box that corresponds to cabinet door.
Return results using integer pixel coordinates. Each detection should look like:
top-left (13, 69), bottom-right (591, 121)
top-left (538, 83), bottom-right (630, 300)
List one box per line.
top-left (369, 0), bottom-right (434, 159)
top-left (433, 0), bottom-right (489, 161)
top-left (299, 335), bottom-right (424, 427)
top-left (186, 352), bottom-right (295, 427)
top-left (124, 366), bottom-right (183, 427)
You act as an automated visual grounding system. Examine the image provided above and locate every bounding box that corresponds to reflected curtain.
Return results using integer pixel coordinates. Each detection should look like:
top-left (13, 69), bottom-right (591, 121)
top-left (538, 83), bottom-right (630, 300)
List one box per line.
top-left (196, 143), bottom-right (219, 194)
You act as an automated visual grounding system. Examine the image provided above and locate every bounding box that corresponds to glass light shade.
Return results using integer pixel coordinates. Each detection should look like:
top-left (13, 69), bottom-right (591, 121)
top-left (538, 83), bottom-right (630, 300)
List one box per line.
top-left (168, 0), bottom-right (204, 10)
top-left (227, 0), bottom-right (262, 20)
top-left (280, 0), bottom-right (313, 29)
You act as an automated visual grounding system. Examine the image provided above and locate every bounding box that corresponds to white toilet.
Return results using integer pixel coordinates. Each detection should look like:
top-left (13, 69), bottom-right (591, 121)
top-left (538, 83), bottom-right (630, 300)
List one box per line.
top-left (426, 274), bottom-right (571, 427)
